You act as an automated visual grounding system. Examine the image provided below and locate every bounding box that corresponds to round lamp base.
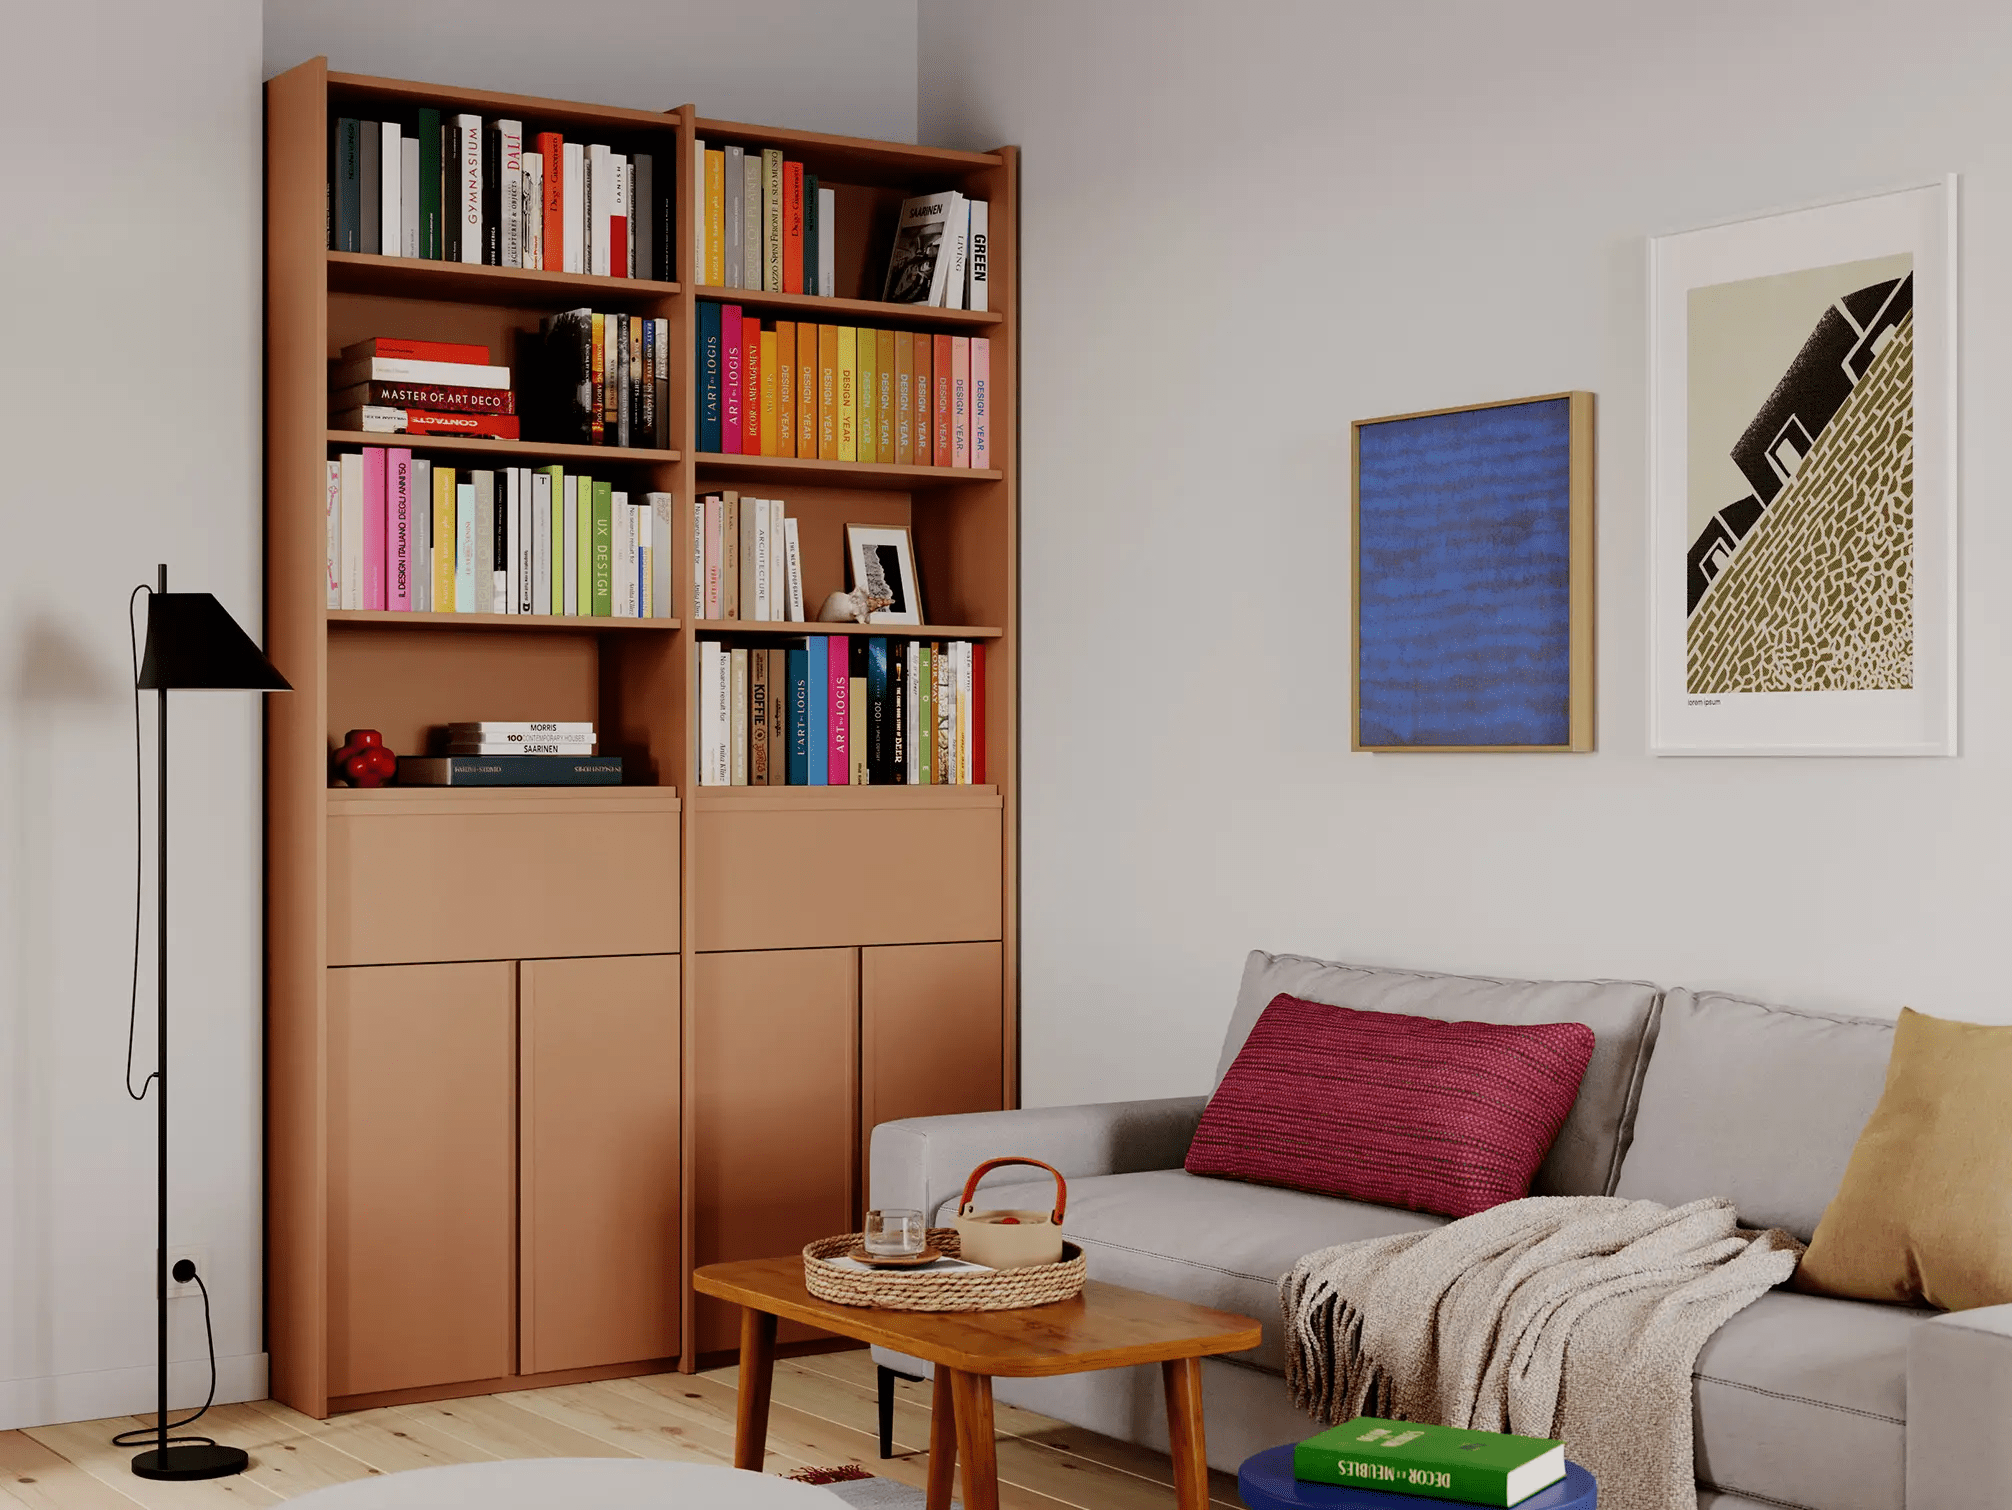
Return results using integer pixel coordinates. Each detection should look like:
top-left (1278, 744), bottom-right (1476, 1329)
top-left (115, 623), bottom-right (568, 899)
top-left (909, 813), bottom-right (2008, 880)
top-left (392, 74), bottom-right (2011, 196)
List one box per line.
top-left (131, 1443), bottom-right (250, 1481)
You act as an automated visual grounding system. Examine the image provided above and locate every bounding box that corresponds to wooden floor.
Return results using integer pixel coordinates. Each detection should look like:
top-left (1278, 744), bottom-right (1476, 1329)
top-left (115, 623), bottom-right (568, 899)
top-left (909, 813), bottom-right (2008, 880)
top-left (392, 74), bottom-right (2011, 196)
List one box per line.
top-left (0, 1348), bottom-right (1243, 1508)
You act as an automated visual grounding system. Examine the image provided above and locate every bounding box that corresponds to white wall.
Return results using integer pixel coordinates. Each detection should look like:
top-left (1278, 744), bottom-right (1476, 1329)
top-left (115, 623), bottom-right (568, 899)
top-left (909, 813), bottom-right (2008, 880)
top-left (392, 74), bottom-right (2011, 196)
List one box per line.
top-left (917, 0), bottom-right (2012, 1109)
top-left (264, 0), bottom-right (919, 141)
top-left (0, 0), bottom-right (270, 1430)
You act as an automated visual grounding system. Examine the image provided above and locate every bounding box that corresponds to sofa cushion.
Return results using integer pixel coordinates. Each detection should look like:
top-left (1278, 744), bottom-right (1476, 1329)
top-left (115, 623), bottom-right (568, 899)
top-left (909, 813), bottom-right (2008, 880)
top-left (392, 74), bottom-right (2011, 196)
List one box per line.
top-left (1692, 1288), bottom-right (1925, 1510)
top-left (1220, 953), bottom-right (1661, 1198)
top-left (1614, 990), bottom-right (1891, 1242)
top-left (1186, 994), bottom-right (1594, 1218)
top-left (933, 1167), bottom-right (1444, 1372)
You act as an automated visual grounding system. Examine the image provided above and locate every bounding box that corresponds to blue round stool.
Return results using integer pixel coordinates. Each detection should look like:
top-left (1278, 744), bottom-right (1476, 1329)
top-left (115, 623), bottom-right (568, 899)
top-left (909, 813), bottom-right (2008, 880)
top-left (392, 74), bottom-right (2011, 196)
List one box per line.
top-left (1237, 1446), bottom-right (1597, 1510)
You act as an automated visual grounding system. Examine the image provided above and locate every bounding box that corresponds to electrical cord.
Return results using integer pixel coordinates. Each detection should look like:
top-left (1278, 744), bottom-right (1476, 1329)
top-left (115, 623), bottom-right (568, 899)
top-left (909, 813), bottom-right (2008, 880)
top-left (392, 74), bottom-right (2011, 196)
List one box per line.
top-left (110, 1263), bottom-right (221, 1449)
top-left (124, 584), bottom-right (156, 1104)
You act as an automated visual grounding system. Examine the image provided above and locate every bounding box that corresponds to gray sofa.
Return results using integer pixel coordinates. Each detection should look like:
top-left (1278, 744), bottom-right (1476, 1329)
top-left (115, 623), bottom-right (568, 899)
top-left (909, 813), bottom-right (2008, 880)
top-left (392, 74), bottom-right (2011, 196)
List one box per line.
top-left (869, 952), bottom-right (2012, 1510)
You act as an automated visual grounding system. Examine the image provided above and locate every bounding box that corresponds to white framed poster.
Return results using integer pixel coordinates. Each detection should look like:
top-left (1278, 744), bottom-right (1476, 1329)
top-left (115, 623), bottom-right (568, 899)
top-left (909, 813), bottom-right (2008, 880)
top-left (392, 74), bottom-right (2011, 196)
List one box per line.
top-left (1647, 179), bottom-right (1957, 756)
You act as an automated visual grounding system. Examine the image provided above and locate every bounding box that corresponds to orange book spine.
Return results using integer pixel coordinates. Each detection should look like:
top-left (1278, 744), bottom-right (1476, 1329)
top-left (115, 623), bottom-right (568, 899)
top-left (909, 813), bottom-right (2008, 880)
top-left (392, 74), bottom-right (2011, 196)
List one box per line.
top-left (912, 333), bottom-right (933, 466)
top-left (894, 331), bottom-right (915, 467)
top-left (951, 335), bottom-right (970, 468)
top-left (876, 329), bottom-right (896, 462)
top-left (796, 321), bottom-right (817, 459)
top-left (817, 324), bottom-right (839, 461)
top-left (742, 318), bottom-right (762, 455)
top-left (933, 334), bottom-right (954, 467)
top-left (774, 321), bottom-right (796, 457)
top-left (759, 330), bottom-right (779, 457)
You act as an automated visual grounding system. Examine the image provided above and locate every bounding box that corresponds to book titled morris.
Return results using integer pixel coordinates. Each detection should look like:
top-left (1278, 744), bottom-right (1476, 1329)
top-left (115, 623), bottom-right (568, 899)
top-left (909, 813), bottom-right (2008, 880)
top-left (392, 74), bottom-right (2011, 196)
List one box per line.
top-left (1294, 1419), bottom-right (1565, 1508)
top-left (398, 755), bottom-right (622, 786)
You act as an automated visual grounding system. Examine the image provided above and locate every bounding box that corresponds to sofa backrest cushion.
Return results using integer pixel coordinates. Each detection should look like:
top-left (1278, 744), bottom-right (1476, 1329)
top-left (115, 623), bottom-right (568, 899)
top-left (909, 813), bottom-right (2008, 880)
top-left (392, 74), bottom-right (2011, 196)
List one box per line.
top-left (1613, 988), bottom-right (1892, 1242)
top-left (1221, 953), bottom-right (1663, 1198)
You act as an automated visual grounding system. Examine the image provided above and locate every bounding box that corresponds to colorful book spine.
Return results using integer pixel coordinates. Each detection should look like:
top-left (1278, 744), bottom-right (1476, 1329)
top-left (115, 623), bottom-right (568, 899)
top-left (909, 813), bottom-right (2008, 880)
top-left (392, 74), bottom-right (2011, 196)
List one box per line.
top-left (857, 328), bottom-right (878, 465)
top-left (787, 644), bottom-right (811, 784)
top-left (359, 449), bottom-right (385, 609)
top-left (895, 331), bottom-right (915, 466)
top-left (803, 173), bottom-right (819, 295)
top-left (916, 643), bottom-right (933, 786)
top-left (783, 161), bottom-right (805, 294)
top-left (797, 321), bottom-right (818, 459)
top-left (742, 316), bottom-right (761, 455)
top-left (867, 637), bottom-right (890, 783)
top-left (849, 638), bottom-right (867, 786)
top-left (951, 335), bottom-right (971, 468)
top-left (590, 480), bottom-right (613, 616)
top-left (416, 109), bottom-right (442, 258)
top-left (972, 337), bottom-right (990, 469)
top-left (818, 324), bottom-right (839, 460)
top-left (698, 301), bottom-right (722, 452)
top-left (774, 321), bottom-right (795, 457)
top-left (432, 467), bottom-right (454, 610)
top-left (325, 461), bottom-right (342, 608)
top-left (914, 335), bottom-right (934, 465)
top-left (971, 641), bottom-right (986, 783)
top-left (763, 148), bottom-right (784, 292)
top-left (388, 448), bottom-right (413, 611)
top-left (704, 148), bottom-right (725, 285)
top-left (837, 325), bottom-right (858, 462)
top-left (721, 305), bottom-right (743, 454)
top-left (876, 330), bottom-right (897, 461)
top-left (805, 636), bottom-right (829, 786)
top-left (933, 334), bottom-right (954, 466)
top-left (828, 635), bottom-right (850, 784)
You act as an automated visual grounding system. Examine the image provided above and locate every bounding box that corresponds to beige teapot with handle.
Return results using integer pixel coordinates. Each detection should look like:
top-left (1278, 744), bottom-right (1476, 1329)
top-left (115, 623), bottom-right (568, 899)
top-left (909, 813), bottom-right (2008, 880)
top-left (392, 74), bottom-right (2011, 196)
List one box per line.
top-left (953, 1156), bottom-right (1068, 1269)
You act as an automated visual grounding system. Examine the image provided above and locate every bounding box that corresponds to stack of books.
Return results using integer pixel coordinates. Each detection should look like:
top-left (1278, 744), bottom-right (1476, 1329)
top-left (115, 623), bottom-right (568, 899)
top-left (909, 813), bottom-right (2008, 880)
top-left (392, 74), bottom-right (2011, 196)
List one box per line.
top-left (332, 336), bottom-right (518, 439)
top-left (1294, 1419), bottom-right (1566, 1507)
top-left (694, 140), bottom-right (833, 295)
top-left (698, 304), bottom-right (990, 467)
top-left (698, 636), bottom-right (984, 787)
top-left (532, 309), bottom-right (673, 449)
top-left (884, 190), bottom-right (988, 310)
top-left (326, 447), bottom-right (672, 619)
top-left (399, 721), bottom-right (622, 787)
top-left (693, 493), bottom-right (803, 622)
top-left (331, 111), bottom-right (672, 278)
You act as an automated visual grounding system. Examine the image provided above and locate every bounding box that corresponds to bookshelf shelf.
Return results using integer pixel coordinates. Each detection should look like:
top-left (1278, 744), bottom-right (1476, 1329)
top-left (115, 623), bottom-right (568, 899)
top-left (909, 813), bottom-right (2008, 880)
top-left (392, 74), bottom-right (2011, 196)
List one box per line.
top-left (693, 285), bottom-right (1001, 329)
top-left (326, 429), bottom-right (681, 464)
top-left (328, 609), bottom-right (680, 631)
top-left (694, 453), bottom-right (1000, 489)
top-left (271, 56), bottom-right (1015, 1416)
top-left (689, 619), bottom-right (1002, 639)
top-left (329, 250), bottom-right (681, 308)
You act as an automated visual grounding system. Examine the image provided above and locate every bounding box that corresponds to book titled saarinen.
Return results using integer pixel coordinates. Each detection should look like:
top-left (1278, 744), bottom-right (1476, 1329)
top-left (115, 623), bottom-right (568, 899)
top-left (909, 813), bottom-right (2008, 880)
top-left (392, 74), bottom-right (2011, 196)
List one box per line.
top-left (1294, 1419), bottom-right (1565, 1508)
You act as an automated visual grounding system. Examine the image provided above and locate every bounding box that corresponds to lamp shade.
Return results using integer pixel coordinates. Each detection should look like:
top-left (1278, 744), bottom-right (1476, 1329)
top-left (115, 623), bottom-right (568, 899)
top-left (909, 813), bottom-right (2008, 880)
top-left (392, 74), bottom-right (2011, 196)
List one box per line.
top-left (137, 592), bottom-right (291, 691)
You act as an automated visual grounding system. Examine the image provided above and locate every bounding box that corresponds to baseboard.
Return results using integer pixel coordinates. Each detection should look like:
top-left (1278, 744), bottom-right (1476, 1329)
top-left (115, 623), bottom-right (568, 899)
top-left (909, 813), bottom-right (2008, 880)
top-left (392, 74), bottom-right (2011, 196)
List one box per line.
top-left (0, 1353), bottom-right (269, 1432)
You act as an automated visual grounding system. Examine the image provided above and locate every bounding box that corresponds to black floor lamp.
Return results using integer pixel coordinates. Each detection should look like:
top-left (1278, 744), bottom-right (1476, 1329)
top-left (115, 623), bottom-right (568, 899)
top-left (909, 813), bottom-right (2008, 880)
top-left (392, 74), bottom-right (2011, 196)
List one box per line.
top-left (125, 566), bottom-right (289, 1482)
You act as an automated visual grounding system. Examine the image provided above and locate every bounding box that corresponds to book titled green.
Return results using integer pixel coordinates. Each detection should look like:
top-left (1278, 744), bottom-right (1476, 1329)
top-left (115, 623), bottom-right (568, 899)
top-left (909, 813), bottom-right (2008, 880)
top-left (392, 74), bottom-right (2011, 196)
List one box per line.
top-left (1295, 1418), bottom-right (1565, 1508)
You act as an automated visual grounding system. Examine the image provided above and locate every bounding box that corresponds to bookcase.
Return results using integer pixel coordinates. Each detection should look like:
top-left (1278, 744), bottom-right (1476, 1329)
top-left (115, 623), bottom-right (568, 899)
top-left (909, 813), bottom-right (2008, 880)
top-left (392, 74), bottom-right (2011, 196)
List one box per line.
top-left (264, 57), bottom-right (1016, 1416)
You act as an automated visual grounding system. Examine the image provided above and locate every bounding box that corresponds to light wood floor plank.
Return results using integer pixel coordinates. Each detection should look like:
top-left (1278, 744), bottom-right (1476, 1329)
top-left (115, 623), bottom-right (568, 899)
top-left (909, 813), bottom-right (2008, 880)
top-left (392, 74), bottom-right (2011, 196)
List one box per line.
top-left (242, 1400), bottom-right (492, 1477)
top-left (388, 1395), bottom-right (637, 1462)
top-left (498, 1380), bottom-right (751, 1468)
top-left (0, 1429), bottom-right (146, 1510)
top-left (20, 1420), bottom-right (280, 1509)
top-left (183, 1406), bottom-right (376, 1501)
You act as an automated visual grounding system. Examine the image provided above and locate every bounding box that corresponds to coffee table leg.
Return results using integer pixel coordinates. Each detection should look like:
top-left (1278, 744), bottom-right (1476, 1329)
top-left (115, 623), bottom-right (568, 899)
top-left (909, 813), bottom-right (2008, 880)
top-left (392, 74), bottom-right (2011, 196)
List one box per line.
top-left (1163, 1356), bottom-right (1209, 1510)
top-left (926, 1368), bottom-right (958, 1510)
top-left (734, 1307), bottom-right (778, 1472)
top-left (948, 1369), bottom-right (1001, 1510)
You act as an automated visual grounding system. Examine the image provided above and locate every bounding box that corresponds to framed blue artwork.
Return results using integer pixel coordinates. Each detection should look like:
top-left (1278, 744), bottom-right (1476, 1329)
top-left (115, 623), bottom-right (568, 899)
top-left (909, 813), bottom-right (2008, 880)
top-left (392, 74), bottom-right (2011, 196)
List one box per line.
top-left (1352, 392), bottom-right (1594, 751)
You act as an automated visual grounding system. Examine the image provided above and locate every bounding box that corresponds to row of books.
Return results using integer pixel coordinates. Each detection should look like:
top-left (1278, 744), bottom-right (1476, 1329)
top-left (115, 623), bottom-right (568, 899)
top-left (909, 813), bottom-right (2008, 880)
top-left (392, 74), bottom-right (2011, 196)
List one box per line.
top-left (696, 141), bottom-right (833, 296)
top-left (693, 493), bottom-right (806, 622)
top-left (331, 112), bottom-right (672, 279)
top-left (332, 335), bottom-right (522, 439)
top-left (698, 305), bottom-right (990, 467)
top-left (325, 447), bottom-right (673, 619)
top-left (883, 190), bottom-right (988, 309)
top-left (699, 638), bottom-right (985, 787)
top-left (532, 310), bottom-right (674, 449)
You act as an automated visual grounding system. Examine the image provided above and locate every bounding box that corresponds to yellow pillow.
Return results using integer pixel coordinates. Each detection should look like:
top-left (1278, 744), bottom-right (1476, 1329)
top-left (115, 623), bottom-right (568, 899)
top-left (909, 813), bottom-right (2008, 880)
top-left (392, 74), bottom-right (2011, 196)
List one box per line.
top-left (1797, 1007), bottom-right (2012, 1310)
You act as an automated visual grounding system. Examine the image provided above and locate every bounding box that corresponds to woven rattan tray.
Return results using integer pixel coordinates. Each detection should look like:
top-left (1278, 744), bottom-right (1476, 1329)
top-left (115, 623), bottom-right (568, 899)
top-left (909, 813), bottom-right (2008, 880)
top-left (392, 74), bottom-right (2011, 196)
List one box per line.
top-left (803, 1228), bottom-right (1086, 1311)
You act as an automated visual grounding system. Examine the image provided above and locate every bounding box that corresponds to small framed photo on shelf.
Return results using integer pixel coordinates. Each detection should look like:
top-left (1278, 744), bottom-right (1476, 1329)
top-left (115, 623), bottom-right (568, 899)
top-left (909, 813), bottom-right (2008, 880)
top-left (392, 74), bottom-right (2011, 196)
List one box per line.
top-left (845, 524), bottom-right (923, 625)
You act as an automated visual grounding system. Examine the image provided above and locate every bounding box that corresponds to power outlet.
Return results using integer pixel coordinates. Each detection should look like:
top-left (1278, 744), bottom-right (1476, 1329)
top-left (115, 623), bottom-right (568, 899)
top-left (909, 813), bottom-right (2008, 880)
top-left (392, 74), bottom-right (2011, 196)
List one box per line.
top-left (166, 1245), bottom-right (211, 1302)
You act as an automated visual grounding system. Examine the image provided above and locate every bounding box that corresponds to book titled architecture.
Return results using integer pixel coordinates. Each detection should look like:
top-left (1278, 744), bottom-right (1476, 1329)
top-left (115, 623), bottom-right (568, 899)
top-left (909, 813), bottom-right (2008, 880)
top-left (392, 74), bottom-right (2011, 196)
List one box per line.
top-left (1294, 1420), bottom-right (1564, 1508)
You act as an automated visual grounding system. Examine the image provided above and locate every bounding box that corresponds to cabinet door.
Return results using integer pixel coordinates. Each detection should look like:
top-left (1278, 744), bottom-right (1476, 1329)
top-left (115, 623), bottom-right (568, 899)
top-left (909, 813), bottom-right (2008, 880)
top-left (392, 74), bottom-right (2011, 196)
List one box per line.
top-left (693, 947), bottom-right (858, 1353)
top-left (862, 943), bottom-right (1006, 1164)
top-left (328, 961), bottom-right (515, 1399)
top-left (520, 954), bottom-right (682, 1375)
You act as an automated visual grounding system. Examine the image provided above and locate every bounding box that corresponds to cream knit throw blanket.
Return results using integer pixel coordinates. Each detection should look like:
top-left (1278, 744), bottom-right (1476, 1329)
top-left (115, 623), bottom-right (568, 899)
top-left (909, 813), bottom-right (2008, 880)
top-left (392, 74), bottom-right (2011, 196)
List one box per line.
top-left (1282, 1196), bottom-right (1803, 1510)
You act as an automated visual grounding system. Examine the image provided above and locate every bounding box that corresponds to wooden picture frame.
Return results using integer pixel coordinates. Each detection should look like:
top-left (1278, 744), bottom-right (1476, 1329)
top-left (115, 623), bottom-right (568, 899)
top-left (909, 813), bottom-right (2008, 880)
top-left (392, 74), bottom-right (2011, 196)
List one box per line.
top-left (1352, 391), bottom-right (1595, 753)
top-left (844, 522), bottom-right (923, 625)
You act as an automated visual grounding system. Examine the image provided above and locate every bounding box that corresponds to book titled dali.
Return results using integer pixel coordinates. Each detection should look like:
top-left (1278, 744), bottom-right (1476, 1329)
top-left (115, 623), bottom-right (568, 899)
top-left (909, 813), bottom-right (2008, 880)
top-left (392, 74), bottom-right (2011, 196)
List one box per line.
top-left (1294, 1419), bottom-right (1565, 1508)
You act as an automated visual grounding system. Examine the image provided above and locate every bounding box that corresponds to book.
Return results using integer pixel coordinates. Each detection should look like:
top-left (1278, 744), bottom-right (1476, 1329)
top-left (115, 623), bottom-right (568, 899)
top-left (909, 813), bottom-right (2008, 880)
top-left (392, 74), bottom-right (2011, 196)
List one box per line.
top-left (1294, 1421), bottom-right (1565, 1508)
top-left (401, 135), bottom-right (420, 256)
top-left (417, 109), bottom-right (442, 257)
top-left (783, 161), bottom-right (805, 294)
top-left (914, 333), bottom-right (934, 465)
top-left (336, 407), bottom-right (521, 439)
top-left (697, 301), bottom-right (723, 452)
top-left (698, 644), bottom-right (723, 783)
top-left (722, 305), bottom-right (743, 454)
top-left (786, 644), bottom-right (811, 784)
top-left (849, 637), bottom-right (868, 785)
top-left (453, 479), bottom-right (476, 611)
top-left (941, 197), bottom-right (970, 310)
top-left (330, 381), bottom-right (514, 415)
top-left (784, 517), bottom-right (805, 621)
top-left (338, 452), bottom-right (364, 609)
top-left (933, 334), bottom-right (954, 466)
top-left (741, 494), bottom-right (762, 621)
top-left (649, 492), bottom-right (673, 620)
top-left (388, 449), bottom-right (413, 611)
top-left (762, 147), bottom-right (784, 291)
top-left (818, 324), bottom-right (839, 460)
top-left (818, 187), bottom-right (836, 295)
top-left (730, 647), bottom-right (749, 785)
top-left (693, 136), bottom-right (708, 283)
top-left (803, 172), bottom-right (819, 295)
top-left (805, 636), bottom-right (829, 786)
top-left (360, 121), bottom-right (381, 254)
top-left (721, 493), bottom-right (740, 619)
top-left (866, 637), bottom-right (889, 783)
top-left (456, 113), bottom-right (483, 262)
top-left (951, 336), bottom-right (971, 468)
top-left (828, 635), bottom-right (851, 784)
top-left (837, 326), bottom-right (858, 461)
top-left (533, 470), bottom-right (553, 614)
top-left (342, 336), bottom-right (493, 367)
top-left (358, 447), bottom-right (388, 610)
top-left (916, 642), bottom-right (933, 786)
top-left (610, 152), bottom-right (628, 278)
top-left (749, 647), bottom-right (770, 785)
top-left (472, 470), bottom-right (498, 611)
top-left (972, 337), bottom-right (991, 469)
top-left (325, 461), bottom-right (342, 607)
top-left (563, 140), bottom-right (586, 273)
top-left (891, 643), bottom-right (909, 783)
top-left (876, 330), bottom-right (897, 462)
top-left (380, 122), bottom-right (403, 258)
top-left (966, 199), bottom-right (989, 311)
top-left (857, 327), bottom-right (878, 465)
top-left (774, 321), bottom-right (796, 457)
top-left (446, 721), bottom-right (595, 737)
top-left (884, 192), bottom-right (961, 304)
top-left (332, 355), bottom-right (510, 390)
top-left (895, 331), bottom-right (915, 466)
top-left (742, 151), bottom-right (762, 289)
top-left (742, 316), bottom-right (761, 455)
top-left (705, 147), bottom-right (725, 285)
top-left (433, 468), bottom-right (456, 611)
top-left (590, 480), bottom-right (613, 616)
top-left (971, 642), bottom-right (986, 783)
top-left (398, 755), bottom-right (622, 787)
top-left (497, 120), bottom-right (523, 267)
top-left (722, 145), bottom-right (743, 287)
top-left (704, 495), bottom-right (723, 617)
top-left (590, 144), bottom-right (613, 276)
top-left (633, 151), bottom-right (654, 282)
top-left (447, 740), bottom-right (595, 756)
top-left (796, 320), bottom-right (818, 459)
top-left (504, 468), bottom-right (522, 612)
top-left (768, 500), bottom-right (787, 622)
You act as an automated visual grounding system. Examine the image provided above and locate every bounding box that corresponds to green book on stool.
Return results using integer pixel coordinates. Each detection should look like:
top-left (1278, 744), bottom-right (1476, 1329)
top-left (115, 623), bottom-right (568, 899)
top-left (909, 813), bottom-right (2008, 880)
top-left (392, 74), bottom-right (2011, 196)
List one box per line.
top-left (1295, 1418), bottom-right (1566, 1507)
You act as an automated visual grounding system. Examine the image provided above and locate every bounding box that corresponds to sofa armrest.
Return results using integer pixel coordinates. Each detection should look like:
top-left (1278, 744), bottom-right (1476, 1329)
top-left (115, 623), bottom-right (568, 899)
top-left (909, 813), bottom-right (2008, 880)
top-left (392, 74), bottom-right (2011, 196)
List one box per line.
top-left (1907, 1303), bottom-right (2012, 1509)
top-left (868, 1096), bottom-right (1208, 1226)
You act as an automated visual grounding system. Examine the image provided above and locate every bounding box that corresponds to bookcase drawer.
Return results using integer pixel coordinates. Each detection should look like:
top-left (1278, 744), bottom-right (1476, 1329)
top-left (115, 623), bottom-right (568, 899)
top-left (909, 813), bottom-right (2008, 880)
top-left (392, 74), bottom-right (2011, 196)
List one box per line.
top-left (694, 789), bottom-right (1002, 951)
top-left (328, 790), bottom-right (680, 965)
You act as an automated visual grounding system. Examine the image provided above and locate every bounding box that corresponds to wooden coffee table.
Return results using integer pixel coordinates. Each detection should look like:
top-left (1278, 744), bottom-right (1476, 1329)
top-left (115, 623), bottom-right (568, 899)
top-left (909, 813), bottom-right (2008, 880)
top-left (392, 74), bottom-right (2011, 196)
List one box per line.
top-left (694, 1258), bottom-right (1263, 1510)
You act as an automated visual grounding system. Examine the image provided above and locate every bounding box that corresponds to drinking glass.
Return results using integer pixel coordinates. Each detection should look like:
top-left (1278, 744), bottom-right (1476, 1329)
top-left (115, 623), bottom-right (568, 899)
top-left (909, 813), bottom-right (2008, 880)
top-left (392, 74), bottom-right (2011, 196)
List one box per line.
top-left (864, 1208), bottom-right (926, 1256)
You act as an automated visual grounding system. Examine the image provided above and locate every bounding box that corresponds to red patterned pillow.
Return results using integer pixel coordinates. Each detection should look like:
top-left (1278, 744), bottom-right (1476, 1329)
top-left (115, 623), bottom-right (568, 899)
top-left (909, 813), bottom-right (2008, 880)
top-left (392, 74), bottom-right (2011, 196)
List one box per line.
top-left (1185, 993), bottom-right (1595, 1219)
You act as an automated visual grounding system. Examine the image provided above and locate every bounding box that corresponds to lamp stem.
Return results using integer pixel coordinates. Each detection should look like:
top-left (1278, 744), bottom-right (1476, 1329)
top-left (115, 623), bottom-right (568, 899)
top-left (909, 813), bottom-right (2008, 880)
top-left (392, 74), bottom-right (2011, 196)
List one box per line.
top-left (154, 562), bottom-right (168, 1458)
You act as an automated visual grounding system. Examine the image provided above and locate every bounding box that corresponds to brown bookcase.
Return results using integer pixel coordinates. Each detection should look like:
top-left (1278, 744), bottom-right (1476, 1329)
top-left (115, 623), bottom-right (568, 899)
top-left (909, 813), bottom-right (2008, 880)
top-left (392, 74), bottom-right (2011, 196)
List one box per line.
top-left (265, 57), bottom-right (1017, 1415)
